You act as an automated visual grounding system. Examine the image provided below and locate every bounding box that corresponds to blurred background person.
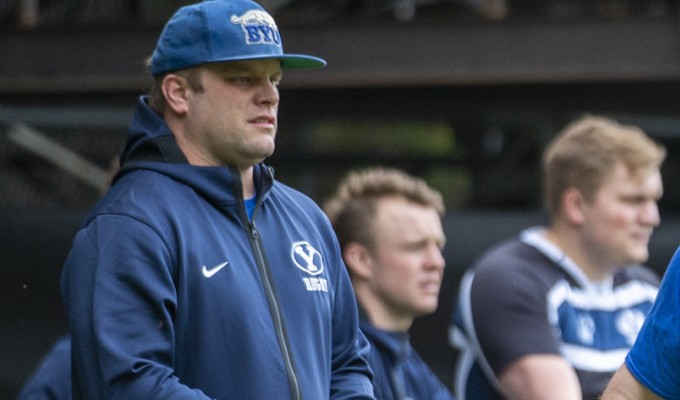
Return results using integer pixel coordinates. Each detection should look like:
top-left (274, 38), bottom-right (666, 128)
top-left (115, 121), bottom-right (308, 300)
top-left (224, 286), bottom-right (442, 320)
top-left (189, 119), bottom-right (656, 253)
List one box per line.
top-left (450, 115), bottom-right (666, 400)
top-left (325, 167), bottom-right (454, 400)
top-left (17, 334), bottom-right (71, 400)
top-left (17, 156), bottom-right (121, 400)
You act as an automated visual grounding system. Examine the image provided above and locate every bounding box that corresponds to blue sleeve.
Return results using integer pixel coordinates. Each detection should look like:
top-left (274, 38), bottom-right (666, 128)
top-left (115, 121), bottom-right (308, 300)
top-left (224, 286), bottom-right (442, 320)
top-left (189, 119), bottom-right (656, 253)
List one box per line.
top-left (17, 335), bottom-right (72, 400)
top-left (62, 215), bottom-right (211, 399)
top-left (327, 239), bottom-right (375, 399)
top-left (626, 247), bottom-right (680, 400)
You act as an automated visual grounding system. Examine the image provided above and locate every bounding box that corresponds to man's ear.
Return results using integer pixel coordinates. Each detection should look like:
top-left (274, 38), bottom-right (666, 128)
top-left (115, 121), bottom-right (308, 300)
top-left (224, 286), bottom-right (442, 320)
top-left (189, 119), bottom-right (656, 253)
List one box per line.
top-left (343, 242), bottom-right (374, 281)
top-left (562, 188), bottom-right (586, 225)
top-left (161, 74), bottom-right (190, 115)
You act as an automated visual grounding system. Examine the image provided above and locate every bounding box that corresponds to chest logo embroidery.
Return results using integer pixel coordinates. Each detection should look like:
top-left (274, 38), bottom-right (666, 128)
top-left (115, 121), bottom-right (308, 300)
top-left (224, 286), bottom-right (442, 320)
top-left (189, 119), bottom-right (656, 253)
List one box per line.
top-left (202, 261), bottom-right (229, 278)
top-left (291, 241), bottom-right (328, 293)
top-left (616, 308), bottom-right (646, 345)
top-left (291, 241), bottom-right (324, 276)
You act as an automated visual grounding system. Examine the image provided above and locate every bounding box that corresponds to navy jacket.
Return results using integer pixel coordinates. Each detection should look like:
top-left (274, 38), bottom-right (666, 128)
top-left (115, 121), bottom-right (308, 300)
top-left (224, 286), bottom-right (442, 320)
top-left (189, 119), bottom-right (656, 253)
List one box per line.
top-left (61, 96), bottom-right (374, 399)
top-left (360, 316), bottom-right (453, 400)
top-left (18, 335), bottom-right (72, 400)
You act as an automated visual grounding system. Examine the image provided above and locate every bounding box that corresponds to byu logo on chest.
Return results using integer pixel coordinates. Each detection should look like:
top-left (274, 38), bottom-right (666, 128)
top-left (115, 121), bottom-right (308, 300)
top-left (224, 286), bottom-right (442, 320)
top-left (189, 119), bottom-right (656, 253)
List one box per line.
top-left (291, 241), bottom-right (325, 276)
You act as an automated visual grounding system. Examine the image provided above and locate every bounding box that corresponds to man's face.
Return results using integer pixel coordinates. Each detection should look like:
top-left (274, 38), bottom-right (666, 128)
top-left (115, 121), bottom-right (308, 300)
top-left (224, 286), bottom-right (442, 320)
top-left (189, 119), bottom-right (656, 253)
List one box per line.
top-left (581, 161), bottom-right (663, 268)
top-left (366, 197), bottom-right (446, 322)
top-left (180, 59), bottom-right (282, 169)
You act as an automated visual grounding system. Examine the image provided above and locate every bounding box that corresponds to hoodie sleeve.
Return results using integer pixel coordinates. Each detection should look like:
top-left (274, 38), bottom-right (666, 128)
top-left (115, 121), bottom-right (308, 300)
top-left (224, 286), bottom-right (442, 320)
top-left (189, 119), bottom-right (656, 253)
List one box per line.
top-left (62, 214), bottom-right (212, 399)
top-left (327, 247), bottom-right (376, 399)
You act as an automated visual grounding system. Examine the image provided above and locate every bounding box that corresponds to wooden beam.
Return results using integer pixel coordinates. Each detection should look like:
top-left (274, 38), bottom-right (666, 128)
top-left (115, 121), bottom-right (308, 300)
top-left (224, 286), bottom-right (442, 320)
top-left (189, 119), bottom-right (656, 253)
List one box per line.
top-left (0, 16), bottom-right (678, 93)
top-left (8, 123), bottom-right (109, 192)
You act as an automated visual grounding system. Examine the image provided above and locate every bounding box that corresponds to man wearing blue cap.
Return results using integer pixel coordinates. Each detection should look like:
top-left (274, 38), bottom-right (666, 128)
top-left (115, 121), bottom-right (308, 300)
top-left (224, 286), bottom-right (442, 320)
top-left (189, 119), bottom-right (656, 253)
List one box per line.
top-left (60, 1), bottom-right (375, 399)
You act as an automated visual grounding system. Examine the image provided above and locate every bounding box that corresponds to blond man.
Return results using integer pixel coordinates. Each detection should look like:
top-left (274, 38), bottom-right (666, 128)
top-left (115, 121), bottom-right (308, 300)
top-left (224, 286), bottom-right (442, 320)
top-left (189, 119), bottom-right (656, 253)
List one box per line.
top-left (450, 115), bottom-right (666, 400)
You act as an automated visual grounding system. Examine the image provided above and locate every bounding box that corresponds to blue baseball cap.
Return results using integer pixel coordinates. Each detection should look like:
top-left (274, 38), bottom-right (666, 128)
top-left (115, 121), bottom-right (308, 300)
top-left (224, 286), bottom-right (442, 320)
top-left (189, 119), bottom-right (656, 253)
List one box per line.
top-left (149, 0), bottom-right (326, 76)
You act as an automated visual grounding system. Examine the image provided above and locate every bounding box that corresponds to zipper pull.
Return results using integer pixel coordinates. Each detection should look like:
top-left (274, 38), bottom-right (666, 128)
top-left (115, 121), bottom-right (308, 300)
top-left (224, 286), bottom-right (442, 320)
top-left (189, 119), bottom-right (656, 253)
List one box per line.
top-left (249, 221), bottom-right (259, 239)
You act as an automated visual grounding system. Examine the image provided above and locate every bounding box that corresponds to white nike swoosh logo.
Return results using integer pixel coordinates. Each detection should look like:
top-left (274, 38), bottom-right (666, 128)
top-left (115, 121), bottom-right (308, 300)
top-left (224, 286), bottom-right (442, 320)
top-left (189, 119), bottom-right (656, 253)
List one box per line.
top-left (202, 261), bottom-right (229, 278)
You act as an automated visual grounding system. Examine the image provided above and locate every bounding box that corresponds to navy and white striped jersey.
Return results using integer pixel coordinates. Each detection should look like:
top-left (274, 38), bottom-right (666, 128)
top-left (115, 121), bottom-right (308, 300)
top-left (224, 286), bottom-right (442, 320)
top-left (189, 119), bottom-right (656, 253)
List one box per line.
top-left (450, 227), bottom-right (659, 400)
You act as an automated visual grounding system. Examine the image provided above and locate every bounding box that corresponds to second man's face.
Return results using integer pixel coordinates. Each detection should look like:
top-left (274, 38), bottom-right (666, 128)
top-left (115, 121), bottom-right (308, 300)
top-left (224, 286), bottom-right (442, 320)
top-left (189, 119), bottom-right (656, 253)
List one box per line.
top-left (367, 197), bottom-right (447, 321)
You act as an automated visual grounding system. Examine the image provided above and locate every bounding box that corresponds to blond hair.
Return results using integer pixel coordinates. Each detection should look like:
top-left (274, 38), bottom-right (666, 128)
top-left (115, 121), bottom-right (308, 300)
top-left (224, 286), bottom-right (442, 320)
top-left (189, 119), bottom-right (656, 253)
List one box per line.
top-left (324, 167), bottom-right (444, 251)
top-left (543, 115), bottom-right (666, 217)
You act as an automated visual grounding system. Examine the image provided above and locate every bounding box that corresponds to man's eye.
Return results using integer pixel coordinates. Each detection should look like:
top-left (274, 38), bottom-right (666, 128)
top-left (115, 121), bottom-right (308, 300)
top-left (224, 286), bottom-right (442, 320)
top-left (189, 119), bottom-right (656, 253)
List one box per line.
top-left (623, 196), bottom-right (645, 204)
top-left (230, 77), bottom-right (250, 85)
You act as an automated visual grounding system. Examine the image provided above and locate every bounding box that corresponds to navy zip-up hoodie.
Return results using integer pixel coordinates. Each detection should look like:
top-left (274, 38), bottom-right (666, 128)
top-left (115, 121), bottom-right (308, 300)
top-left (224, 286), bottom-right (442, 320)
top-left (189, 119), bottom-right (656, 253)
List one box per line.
top-left (61, 96), bottom-right (375, 399)
top-left (359, 313), bottom-right (453, 400)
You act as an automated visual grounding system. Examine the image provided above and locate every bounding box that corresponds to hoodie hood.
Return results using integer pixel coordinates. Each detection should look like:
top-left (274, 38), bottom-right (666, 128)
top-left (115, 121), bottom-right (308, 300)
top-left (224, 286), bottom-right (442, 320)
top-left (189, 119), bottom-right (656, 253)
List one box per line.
top-left (119, 96), bottom-right (188, 166)
top-left (115, 95), bottom-right (273, 209)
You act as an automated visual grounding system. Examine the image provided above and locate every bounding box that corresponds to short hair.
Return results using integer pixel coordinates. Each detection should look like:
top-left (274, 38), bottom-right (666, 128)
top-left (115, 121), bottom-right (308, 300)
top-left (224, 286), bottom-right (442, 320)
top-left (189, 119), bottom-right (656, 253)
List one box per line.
top-left (543, 115), bottom-right (666, 217)
top-left (145, 56), bottom-right (205, 113)
top-left (324, 167), bottom-right (445, 251)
